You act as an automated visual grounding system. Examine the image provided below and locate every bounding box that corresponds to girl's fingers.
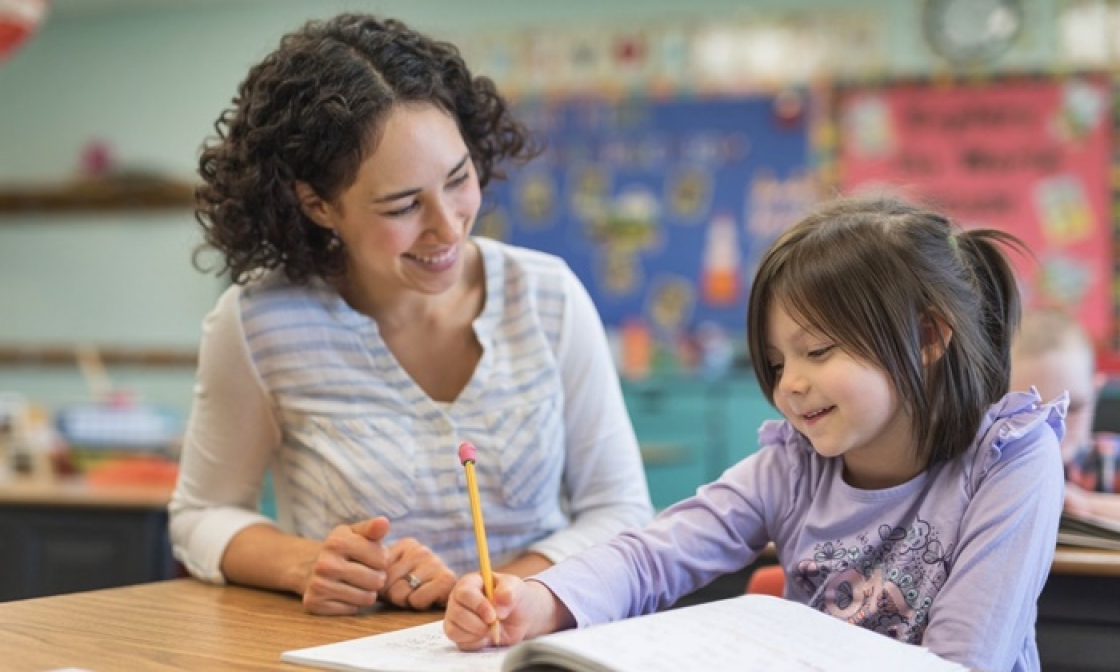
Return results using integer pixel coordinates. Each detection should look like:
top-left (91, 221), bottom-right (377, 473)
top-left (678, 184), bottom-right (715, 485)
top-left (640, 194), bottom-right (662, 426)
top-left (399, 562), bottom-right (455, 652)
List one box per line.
top-left (444, 591), bottom-right (497, 650)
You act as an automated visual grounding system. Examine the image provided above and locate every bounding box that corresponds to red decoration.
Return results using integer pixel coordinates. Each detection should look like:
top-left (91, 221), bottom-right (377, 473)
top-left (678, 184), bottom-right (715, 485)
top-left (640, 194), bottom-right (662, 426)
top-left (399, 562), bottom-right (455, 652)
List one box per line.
top-left (0, 0), bottom-right (47, 64)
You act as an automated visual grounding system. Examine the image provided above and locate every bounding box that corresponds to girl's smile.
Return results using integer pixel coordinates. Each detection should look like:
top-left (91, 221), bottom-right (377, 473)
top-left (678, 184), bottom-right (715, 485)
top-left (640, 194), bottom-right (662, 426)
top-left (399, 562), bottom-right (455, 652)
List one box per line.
top-left (766, 302), bottom-right (921, 489)
top-left (800, 406), bottom-right (835, 425)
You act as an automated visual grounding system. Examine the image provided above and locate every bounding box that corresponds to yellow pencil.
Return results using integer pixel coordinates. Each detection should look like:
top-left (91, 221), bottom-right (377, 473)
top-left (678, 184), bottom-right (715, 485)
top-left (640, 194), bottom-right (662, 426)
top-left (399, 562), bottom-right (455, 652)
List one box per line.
top-left (458, 441), bottom-right (500, 646)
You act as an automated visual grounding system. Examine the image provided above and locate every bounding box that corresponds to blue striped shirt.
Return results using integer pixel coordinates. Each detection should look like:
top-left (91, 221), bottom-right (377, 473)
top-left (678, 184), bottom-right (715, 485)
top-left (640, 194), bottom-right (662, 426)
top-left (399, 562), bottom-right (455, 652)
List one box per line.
top-left (170, 237), bottom-right (653, 581)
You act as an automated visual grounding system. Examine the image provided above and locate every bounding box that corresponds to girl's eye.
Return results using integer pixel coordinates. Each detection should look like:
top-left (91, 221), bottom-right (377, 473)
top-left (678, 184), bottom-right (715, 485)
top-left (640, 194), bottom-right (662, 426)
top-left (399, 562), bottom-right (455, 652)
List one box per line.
top-left (447, 172), bottom-right (470, 188)
top-left (768, 362), bottom-right (784, 377)
top-left (807, 345), bottom-right (835, 359)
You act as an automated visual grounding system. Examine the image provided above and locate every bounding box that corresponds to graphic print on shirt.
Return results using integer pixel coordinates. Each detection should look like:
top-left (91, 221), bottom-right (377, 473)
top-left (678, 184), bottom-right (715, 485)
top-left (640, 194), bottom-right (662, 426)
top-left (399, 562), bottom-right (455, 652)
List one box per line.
top-left (795, 517), bottom-right (952, 644)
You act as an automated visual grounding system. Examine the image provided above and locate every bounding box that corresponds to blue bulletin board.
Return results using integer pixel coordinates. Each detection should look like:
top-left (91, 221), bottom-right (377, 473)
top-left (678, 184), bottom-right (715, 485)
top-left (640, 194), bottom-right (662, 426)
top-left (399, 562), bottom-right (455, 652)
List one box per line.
top-left (479, 93), bottom-right (817, 339)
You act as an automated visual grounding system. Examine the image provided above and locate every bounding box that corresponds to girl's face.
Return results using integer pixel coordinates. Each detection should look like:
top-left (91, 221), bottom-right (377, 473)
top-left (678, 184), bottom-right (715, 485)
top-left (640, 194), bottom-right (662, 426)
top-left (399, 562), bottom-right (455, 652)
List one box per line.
top-left (314, 104), bottom-right (482, 299)
top-left (765, 302), bottom-right (921, 489)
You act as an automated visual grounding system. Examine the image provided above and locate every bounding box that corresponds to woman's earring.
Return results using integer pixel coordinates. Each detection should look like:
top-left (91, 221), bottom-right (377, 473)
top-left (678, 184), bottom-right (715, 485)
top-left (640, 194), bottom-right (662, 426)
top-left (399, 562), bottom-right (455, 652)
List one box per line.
top-left (328, 230), bottom-right (342, 251)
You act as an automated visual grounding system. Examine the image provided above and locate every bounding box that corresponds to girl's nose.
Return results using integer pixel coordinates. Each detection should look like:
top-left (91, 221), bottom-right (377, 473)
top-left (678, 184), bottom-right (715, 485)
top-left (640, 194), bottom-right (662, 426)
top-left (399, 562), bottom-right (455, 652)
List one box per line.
top-left (776, 365), bottom-right (808, 396)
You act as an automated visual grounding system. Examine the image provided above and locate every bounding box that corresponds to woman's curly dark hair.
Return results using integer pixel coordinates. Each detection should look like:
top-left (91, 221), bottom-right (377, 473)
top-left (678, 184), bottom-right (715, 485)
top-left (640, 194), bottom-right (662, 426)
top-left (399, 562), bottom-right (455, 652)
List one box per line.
top-left (193, 13), bottom-right (538, 285)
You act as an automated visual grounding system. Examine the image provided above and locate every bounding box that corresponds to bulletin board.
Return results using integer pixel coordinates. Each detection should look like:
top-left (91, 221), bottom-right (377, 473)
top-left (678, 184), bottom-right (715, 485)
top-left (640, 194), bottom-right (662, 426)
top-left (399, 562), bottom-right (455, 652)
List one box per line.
top-left (831, 74), bottom-right (1114, 347)
top-left (479, 93), bottom-right (817, 338)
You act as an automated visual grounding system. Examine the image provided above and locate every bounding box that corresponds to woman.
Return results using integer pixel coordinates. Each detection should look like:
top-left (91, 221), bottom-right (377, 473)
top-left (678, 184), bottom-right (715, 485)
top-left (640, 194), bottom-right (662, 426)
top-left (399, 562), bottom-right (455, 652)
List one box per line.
top-left (169, 12), bottom-right (652, 615)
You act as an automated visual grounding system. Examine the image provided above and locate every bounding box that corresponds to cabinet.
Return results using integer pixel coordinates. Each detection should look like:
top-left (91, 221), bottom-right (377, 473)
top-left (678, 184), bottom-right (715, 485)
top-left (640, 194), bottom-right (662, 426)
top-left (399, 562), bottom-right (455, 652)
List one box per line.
top-left (0, 481), bottom-right (178, 601)
top-left (623, 374), bottom-right (781, 510)
top-left (1037, 572), bottom-right (1120, 671)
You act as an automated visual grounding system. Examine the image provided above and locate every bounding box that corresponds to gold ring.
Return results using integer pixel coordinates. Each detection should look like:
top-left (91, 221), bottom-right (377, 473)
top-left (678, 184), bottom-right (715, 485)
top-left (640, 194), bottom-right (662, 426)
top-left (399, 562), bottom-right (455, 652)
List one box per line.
top-left (405, 573), bottom-right (422, 590)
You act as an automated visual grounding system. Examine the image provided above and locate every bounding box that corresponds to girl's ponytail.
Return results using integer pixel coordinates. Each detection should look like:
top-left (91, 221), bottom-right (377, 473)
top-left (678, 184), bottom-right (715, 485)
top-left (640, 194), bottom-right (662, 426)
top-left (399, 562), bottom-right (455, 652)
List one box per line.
top-left (955, 229), bottom-right (1029, 398)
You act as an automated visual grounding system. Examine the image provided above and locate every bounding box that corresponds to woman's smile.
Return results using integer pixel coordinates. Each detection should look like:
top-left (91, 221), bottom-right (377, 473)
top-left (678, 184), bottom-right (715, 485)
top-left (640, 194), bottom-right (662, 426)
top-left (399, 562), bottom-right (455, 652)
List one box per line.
top-left (404, 245), bottom-right (459, 272)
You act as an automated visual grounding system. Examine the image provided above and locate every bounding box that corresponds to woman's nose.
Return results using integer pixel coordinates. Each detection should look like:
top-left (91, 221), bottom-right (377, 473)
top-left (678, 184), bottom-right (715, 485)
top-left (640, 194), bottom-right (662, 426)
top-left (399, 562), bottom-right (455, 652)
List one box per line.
top-left (426, 198), bottom-right (460, 241)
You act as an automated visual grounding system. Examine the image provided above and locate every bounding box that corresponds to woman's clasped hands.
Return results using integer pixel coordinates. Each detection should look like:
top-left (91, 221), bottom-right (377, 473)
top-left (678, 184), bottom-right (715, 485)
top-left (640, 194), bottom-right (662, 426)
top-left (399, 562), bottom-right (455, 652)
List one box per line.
top-left (300, 516), bottom-right (457, 615)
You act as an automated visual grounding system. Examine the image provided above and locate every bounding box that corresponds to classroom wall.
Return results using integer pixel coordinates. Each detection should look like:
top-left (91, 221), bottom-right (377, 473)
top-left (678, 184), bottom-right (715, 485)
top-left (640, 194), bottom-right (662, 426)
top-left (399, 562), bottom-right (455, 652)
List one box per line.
top-left (0, 0), bottom-right (1072, 414)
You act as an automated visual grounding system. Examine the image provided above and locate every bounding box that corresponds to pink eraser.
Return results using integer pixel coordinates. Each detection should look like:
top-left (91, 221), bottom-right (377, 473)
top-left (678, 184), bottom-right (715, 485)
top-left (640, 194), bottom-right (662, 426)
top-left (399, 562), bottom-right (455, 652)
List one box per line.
top-left (458, 441), bottom-right (477, 464)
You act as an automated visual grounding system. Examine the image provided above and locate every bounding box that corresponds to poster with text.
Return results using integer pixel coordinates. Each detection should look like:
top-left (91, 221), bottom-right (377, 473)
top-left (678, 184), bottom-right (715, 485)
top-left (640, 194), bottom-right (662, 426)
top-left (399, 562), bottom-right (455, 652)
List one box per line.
top-left (836, 75), bottom-right (1112, 343)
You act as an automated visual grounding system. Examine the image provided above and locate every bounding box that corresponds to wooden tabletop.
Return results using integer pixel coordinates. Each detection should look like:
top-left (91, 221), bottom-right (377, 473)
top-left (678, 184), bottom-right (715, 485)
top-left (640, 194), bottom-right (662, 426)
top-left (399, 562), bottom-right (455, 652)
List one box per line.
top-left (4, 547), bottom-right (1118, 672)
top-left (1, 578), bottom-right (442, 672)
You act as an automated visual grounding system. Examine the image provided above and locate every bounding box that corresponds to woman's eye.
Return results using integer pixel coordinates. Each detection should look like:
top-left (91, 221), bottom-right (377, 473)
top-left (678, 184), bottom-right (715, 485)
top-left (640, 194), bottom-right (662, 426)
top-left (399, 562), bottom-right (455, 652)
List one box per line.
top-left (385, 201), bottom-right (419, 217)
top-left (448, 172), bottom-right (470, 188)
top-left (807, 345), bottom-right (834, 359)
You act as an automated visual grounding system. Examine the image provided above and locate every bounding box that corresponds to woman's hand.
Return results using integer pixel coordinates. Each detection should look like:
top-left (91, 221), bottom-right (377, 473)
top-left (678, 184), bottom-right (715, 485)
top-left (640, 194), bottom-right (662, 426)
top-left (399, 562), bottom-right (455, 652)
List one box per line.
top-left (380, 537), bottom-right (458, 610)
top-left (300, 517), bottom-right (392, 615)
top-left (444, 573), bottom-right (571, 651)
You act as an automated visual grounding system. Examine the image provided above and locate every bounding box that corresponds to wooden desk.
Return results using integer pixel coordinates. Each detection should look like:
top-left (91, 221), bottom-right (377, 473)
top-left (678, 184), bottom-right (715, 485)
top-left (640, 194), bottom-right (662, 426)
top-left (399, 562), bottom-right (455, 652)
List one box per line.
top-left (5, 546), bottom-right (1116, 672)
top-left (1, 578), bottom-right (441, 672)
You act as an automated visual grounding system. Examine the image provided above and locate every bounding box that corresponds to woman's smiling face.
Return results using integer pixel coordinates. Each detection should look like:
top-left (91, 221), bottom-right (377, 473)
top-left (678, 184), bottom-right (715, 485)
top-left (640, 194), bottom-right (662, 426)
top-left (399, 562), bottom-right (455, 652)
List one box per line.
top-left (315, 103), bottom-right (482, 298)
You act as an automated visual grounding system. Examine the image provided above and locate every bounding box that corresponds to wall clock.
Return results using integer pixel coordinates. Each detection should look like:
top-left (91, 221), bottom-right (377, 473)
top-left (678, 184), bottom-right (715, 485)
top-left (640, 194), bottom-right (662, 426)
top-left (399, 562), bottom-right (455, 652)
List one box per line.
top-left (923, 0), bottom-right (1025, 66)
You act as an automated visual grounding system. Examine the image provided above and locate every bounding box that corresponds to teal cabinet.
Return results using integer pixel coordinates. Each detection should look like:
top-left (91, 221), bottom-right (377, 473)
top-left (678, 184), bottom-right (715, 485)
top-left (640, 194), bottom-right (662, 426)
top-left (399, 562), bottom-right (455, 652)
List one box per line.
top-left (625, 381), bottom-right (709, 510)
top-left (623, 375), bottom-right (782, 510)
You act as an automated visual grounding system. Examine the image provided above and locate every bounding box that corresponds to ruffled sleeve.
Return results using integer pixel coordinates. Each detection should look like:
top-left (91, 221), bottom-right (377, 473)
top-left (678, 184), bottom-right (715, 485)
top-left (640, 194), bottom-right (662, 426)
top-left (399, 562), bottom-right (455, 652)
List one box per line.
top-left (968, 388), bottom-right (1068, 491)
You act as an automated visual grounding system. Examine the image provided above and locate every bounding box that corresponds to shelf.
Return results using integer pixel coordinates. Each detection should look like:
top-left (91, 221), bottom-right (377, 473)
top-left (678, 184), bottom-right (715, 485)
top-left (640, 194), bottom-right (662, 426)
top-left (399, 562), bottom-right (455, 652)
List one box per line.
top-left (0, 179), bottom-right (196, 215)
top-left (0, 345), bottom-right (197, 368)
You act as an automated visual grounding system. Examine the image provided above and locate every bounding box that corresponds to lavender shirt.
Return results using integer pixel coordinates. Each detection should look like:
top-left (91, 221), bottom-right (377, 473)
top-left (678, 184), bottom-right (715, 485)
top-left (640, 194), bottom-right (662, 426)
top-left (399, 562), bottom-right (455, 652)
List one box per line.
top-left (534, 390), bottom-right (1066, 672)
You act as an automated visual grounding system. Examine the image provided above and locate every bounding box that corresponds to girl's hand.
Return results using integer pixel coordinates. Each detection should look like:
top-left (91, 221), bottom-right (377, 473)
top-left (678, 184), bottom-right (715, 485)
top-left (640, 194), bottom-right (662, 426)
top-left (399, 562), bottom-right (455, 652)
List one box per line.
top-left (381, 537), bottom-right (458, 610)
top-left (300, 517), bottom-right (392, 615)
top-left (444, 573), bottom-right (568, 651)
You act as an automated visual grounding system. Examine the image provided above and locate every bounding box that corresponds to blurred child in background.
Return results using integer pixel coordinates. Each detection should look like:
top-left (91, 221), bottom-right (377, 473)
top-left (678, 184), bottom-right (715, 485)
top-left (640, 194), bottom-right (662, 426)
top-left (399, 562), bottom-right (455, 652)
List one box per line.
top-left (1010, 306), bottom-right (1120, 521)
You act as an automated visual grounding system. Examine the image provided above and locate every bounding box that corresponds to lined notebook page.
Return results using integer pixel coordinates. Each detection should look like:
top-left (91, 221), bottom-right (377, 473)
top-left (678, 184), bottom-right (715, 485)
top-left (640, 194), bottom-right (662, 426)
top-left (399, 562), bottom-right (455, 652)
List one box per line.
top-left (503, 594), bottom-right (967, 672)
top-left (281, 621), bottom-right (504, 672)
top-left (282, 595), bottom-right (968, 672)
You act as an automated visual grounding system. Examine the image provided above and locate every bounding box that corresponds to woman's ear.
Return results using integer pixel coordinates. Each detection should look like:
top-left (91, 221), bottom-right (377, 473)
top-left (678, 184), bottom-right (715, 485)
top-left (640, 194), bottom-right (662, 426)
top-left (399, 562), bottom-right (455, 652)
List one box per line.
top-left (920, 315), bottom-right (953, 366)
top-left (294, 181), bottom-right (334, 230)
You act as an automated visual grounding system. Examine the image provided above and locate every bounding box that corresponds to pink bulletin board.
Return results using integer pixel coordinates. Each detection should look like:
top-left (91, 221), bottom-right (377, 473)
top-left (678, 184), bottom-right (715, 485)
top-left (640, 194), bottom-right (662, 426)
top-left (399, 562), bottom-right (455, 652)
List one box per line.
top-left (833, 75), bottom-right (1113, 356)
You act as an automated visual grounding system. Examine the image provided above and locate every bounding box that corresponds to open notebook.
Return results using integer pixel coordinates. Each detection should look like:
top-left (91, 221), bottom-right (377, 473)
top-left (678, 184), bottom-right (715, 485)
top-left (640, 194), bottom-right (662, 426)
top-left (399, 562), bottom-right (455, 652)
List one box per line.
top-left (281, 593), bottom-right (967, 672)
top-left (1058, 511), bottom-right (1120, 551)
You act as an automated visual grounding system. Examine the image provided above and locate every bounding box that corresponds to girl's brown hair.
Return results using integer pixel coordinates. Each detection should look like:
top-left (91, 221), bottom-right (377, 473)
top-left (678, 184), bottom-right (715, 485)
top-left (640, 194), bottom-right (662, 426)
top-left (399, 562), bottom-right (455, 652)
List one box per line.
top-left (747, 197), bottom-right (1027, 466)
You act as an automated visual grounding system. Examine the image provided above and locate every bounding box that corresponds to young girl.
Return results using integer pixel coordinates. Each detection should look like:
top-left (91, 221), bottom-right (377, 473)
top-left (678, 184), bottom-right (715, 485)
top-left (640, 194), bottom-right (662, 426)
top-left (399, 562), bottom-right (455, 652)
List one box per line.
top-left (444, 197), bottom-right (1066, 672)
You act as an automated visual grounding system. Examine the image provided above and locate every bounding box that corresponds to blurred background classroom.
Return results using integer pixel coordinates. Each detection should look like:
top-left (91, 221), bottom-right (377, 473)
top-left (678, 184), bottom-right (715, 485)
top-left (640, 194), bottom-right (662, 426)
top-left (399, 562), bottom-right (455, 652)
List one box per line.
top-left (1, 2), bottom-right (1119, 666)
